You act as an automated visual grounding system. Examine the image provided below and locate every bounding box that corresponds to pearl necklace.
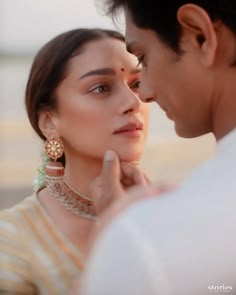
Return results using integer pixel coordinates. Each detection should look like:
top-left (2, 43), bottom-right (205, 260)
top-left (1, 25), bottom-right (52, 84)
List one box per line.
top-left (45, 174), bottom-right (96, 220)
top-left (44, 158), bottom-right (141, 220)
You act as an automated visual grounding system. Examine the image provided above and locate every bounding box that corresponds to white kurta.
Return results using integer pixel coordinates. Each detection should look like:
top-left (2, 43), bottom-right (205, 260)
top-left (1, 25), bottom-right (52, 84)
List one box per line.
top-left (81, 128), bottom-right (236, 295)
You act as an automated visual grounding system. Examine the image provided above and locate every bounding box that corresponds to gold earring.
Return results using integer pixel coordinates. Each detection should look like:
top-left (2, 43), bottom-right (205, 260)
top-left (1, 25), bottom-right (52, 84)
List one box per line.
top-left (45, 137), bottom-right (64, 161)
top-left (44, 137), bottom-right (64, 179)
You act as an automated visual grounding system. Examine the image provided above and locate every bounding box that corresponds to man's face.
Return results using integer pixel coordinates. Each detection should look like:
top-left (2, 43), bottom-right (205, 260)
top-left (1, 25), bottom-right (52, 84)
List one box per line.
top-left (125, 9), bottom-right (213, 138)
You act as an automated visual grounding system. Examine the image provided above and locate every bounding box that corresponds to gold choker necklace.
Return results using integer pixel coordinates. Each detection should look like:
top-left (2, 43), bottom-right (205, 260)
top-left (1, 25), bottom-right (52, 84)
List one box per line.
top-left (45, 164), bottom-right (96, 220)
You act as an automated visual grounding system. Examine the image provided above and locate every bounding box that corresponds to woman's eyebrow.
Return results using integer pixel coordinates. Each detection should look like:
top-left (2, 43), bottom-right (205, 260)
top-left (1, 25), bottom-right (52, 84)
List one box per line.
top-left (130, 68), bottom-right (141, 75)
top-left (79, 68), bottom-right (116, 79)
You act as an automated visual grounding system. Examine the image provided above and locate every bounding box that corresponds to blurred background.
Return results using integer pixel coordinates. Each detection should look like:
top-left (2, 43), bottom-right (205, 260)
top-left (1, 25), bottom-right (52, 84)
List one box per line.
top-left (0, 0), bottom-right (215, 210)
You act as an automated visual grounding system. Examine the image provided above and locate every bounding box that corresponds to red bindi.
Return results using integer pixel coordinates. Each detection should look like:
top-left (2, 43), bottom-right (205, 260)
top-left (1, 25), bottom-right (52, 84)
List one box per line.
top-left (121, 68), bottom-right (125, 72)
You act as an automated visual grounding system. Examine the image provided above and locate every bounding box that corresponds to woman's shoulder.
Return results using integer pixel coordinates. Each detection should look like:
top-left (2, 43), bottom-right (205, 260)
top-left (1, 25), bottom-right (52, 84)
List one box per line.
top-left (0, 194), bottom-right (41, 255)
top-left (1, 193), bottom-right (37, 211)
top-left (0, 194), bottom-right (38, 229)
top-left (0, 195), bottom-right (38, 293)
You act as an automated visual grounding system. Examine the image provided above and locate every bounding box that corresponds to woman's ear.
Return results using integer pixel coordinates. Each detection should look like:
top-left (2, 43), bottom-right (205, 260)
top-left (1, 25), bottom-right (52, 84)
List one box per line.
top-left (38, 111), bottom-right (59, 139)
top-left (177, 4), bottom-right (217, 67)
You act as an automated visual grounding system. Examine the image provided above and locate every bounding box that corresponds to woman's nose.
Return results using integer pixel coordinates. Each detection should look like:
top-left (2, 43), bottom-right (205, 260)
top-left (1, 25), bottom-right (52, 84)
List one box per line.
top-left (120, 88), bottom-right (142, 115)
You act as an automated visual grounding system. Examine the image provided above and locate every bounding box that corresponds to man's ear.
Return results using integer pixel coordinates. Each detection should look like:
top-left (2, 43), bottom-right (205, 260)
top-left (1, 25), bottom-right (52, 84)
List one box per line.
top-left (38, 111), bottom-right (59, 139)
top-left (177, 4), bottom-right (217, 66)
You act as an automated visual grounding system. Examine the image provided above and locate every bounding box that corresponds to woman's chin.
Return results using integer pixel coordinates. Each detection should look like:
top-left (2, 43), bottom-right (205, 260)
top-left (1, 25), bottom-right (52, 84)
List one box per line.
top-left (117, 152), bottom-right (143, 163)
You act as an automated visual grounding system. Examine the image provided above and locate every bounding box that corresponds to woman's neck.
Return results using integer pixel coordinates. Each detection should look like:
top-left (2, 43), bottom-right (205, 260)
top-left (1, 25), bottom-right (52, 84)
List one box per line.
top-left (63, 153), bottom-right (103, 198)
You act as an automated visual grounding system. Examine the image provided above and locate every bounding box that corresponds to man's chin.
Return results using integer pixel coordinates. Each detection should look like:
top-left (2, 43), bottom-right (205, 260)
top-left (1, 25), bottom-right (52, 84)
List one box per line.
top-left (174, 125), bottom-right (204, 139)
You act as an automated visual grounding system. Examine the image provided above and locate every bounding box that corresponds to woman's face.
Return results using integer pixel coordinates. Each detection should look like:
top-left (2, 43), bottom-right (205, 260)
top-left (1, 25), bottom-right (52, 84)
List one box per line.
top-left (52, 38), bottom-right (149, 163)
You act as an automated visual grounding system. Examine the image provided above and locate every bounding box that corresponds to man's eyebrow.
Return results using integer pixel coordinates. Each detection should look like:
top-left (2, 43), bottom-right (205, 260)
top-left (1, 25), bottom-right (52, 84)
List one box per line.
top-left (79, 68), bottom-right (116, 79)
top-left (126, 41), bottom-right (136, 54)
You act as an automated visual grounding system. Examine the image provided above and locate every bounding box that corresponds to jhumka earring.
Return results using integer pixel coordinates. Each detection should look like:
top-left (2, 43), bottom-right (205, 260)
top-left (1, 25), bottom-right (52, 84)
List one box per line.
top-left (44, 137), bottom-right (64, 181)
top-left (44, 137), bottom-right (96, 220)
top-left (44, 137), bottom-right (65, 200)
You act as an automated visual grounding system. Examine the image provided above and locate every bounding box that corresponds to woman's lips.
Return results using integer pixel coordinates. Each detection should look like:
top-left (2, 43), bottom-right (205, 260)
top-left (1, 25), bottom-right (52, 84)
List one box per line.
top-left (114, 122), bottom-right (143, 138)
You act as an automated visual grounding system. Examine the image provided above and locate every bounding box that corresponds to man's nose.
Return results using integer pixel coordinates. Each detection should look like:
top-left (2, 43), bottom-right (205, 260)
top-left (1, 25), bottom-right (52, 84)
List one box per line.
top-left (138, 81), bottom-right (155, 103)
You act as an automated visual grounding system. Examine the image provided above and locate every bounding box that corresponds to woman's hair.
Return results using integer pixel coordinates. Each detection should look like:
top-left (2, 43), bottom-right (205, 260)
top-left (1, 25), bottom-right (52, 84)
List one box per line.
top-left (25, 28), bottom-right (125, 140)
top-left (104, 0), bottom-right (236, 52)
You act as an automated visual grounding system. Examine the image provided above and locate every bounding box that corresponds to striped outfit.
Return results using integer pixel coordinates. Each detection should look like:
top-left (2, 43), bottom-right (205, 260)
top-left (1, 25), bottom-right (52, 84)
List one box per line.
top-left (0, 195), bottom-right (84, 294)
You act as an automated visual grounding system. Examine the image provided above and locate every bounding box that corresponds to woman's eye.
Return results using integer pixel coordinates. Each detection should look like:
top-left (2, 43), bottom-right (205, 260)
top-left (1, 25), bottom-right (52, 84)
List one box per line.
top-left (91, 84), bottom-right (110, 94)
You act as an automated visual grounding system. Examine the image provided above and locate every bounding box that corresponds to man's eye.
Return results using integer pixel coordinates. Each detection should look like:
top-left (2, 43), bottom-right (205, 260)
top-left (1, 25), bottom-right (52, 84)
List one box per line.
top-left (131, 80), bottom-right (141, 90)
top-left (137, 55), bottom-right (144, 67)
top-left (91, 85), bottom-right (110, 93)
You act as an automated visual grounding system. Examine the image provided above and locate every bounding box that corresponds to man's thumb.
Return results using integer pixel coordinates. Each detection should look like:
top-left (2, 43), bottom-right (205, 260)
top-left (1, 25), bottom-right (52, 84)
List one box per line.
top-left (102, 150), bottom-right (120, 184)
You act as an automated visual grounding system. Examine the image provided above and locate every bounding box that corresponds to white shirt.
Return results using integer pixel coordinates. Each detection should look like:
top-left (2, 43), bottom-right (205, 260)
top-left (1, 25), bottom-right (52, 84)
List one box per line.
top-left (80, 129), bottom-right (236, 295)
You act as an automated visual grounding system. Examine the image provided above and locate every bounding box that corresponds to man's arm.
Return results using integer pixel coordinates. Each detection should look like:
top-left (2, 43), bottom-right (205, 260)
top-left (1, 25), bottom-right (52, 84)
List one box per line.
top-left (80, 214), bottom-right (166, 295)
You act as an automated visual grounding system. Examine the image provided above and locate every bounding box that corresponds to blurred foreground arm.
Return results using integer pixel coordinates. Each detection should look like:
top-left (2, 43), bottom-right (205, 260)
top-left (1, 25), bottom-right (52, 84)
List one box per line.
top-left (79, 212), bottom-right (163, 295)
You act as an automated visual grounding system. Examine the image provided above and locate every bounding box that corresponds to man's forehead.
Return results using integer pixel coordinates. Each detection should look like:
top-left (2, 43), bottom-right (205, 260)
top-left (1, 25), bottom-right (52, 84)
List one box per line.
top-left (124, 8), bottom-right (140, 50)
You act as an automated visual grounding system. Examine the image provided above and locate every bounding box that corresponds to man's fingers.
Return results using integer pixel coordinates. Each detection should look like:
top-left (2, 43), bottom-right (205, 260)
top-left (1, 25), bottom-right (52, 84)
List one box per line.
top-left (96, 150), bottom-right (124, 213)
top-left (120, 162), bottom-right (150, 186)
top-left (144, 173), bottom-right (151, 184)
top-left (102, 150), bottom-right (121, 188)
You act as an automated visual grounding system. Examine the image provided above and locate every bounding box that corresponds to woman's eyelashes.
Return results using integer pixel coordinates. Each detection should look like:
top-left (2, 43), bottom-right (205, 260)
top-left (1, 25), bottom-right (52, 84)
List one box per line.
top-left (89, 83), bottom-right (111, 94)
top-left (88, 78), bottom-right (141, 96)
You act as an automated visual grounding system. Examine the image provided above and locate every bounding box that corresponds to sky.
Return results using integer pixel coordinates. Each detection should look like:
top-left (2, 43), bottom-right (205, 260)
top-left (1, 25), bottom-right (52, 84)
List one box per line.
top-left (1, 0), bottom-right (123, 52)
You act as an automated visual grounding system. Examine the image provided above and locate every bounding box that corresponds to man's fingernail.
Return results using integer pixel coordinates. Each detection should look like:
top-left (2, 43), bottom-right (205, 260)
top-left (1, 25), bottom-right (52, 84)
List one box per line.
top-left (105, 150), bottom-right (115, 161)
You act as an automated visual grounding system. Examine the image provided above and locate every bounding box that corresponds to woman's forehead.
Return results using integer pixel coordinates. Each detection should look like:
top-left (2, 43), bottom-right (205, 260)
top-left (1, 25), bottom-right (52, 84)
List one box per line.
top-left (67, 38), bottom-right (138, 74)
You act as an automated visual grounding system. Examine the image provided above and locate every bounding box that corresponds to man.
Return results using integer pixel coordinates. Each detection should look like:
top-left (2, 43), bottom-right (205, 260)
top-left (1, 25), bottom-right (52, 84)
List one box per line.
top-left (80, 1), bottom-right (236, 294)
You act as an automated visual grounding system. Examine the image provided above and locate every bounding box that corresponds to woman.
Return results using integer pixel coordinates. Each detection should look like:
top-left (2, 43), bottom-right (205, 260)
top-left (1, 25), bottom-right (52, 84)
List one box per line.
top-left (0, 28), bottom-right (149, 294)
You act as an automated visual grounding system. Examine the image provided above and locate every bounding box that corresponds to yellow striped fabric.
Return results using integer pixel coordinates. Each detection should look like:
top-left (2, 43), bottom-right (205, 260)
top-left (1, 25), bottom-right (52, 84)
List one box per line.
top-left (0, 195), bottom-right (84, 294)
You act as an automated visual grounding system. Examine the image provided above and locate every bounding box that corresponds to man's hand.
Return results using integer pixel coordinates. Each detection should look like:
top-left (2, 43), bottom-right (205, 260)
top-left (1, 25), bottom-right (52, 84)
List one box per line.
top-left (90, 150), bottom-right (150, 216)
top-left (85, 149), bottom-right (176, 260)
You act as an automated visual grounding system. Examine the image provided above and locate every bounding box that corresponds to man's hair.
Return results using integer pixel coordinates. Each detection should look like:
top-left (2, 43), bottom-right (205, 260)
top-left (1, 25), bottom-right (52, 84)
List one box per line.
top-left (104, 0), bottom-right (236, 51)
